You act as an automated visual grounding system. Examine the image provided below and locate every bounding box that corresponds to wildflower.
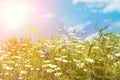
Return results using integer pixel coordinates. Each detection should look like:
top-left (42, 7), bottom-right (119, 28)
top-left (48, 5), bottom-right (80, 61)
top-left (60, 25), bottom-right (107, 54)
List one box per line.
top-left (116, 62), bottom-right (120, 64)
top-left (2, 54), bottom-right (8, 57)
top-left (61, 45), bottom-right (67, 50)
top-left (7, 60), bottom-right (15, 64)
top-left (54, 72), bottom-right (62, 76)
top-left (115, 52), bottom-right (120, 57)
top-left (107, 55), bottom-right (114, 60)
top-left (5, 72), bottom-right (9, 75)
top-left (73, 39), bottom-right (78, 43)
top-left (114, 47), bottom-right (119, 50)
top-left (61, 55), bottom-right (67, 58)
top-left (0, 56), bottom-right (3, 61)
top-left (40, 54), bottom-right (44, 58)
top-left (36, 67), bottom-right (42, 72)
top-left (11, 56), bottom-right (21, 59)
top-left (0, 50), bottom-right (6, 53)
top-left (20, 70), bottom-right (27, 75)
top-left (113, 61), bottom-right (120, 67)
top-left (15, 64), bottom-right (19, 67)
top-left (49, 45), bottom-right (56, 48)
top-left (21, 43), bottom-right (28, 46)
top-left (15, 56), bottom-right (21, 59)
top-left (43, 52), bottom-right (50, 57)
top-left (6, 66), bottom-right (13, 70)
top-left (30, 68), bottom-right (34, 71)
top-left (55, 54), bottom-right (61, 57)
top-left (61, 49), bottom-right (67, 52)
top-left (113, 63), bottom-right (118, 67)
top-left (37, 50), bottom-right (43, 53)
top-left (40, 46), bottom-right (45, 51)
top-left (48, 64), bottom-right (56, 68)
top-left (86, 58), bottom-right (95, 63)
top-left (2, 64), bottom-right (13, 70)
top-left (54, 67), bottom-right (61, 71)
top-left (36, 43), bottom-right (41, 47)
top-left (2, 64), bottom-right (7, 68)
top-left (46, 69), bottom-right (54, 73)
top-left (32, 45), bottom-right (37, 49)
top-left (55, 57), bottom-right (62, 61)
top-left (18, 77), bottom-right (23, 80)
top-left (14, 78), bottom-right (18, 80)
top-left (43, 60), bottom-right (50, 63)
top-left (105, 46), bottom-right (112, 49)
top-left (76, 50), bottom-right (81, 53)
top-left (93, 46), bottom-right (99, 50)
top-left (73, 59), bottom-right (80, 63)
top-left (84, 69), bottom-right (88, 72)
top-left (62, 59), bottom-right (68, 63)
top-left (22, 48), bottom-right (26, 51)
top-left (76, 45), bottom-right (81, 48)
top-left (25, 64), bottom-right (32, 68)
top-left (42, 64), bottom-right (49, 68)
top-left (76, 63), bottom-right (85, 68)
top-left (81, 46), bottom-right (85, 49)
top-left (69, 33), bottom-right (76, 36)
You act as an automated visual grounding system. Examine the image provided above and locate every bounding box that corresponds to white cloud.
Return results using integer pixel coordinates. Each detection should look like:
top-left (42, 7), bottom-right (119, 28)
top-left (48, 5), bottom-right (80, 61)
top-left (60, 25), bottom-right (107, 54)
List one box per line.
top-left (73, 0), bottom-right (94, 4)
top-left (72, 0), bottom-right (120, 13)
top-left (90, 9), bottom-right (101, 13)
top-left (72, 0), bottom-right (108, 4)
top-left (103, 0), bottom-right (120, 13)
top-left (87, 3), bottom-right (105, 8)
top-left (67, 21), bottom-right (91, 33)
top-left (40, 13), bottom-right (53, 18)
top-left (72, 0), bottom-right (80, 4)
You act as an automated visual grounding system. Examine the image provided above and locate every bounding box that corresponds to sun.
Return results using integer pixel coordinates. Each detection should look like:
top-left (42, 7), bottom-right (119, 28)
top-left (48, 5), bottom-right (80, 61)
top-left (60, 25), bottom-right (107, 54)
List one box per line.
top-left (1, 1), bottom-right (33, 32)
top-left (4, 8), bottom-right (24, 25)
top-left (2, 6), bottom-right (25, 32)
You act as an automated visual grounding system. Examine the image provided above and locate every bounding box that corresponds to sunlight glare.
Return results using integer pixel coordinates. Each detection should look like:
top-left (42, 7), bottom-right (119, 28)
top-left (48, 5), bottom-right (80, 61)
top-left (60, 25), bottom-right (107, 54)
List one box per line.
top-left (3, 7), bottom-right (24, 27)
top-left (1, 1), bottom-right (34, 32)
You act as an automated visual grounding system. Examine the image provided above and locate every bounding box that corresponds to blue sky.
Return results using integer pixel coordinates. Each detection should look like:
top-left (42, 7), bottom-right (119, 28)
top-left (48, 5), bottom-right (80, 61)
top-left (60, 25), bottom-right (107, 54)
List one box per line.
top-left (37, 0), bottom-right (120, 34)
top-left (48, 0), bottom-right (120, 38)
top-left (0, 0), bottom-right (120, 40)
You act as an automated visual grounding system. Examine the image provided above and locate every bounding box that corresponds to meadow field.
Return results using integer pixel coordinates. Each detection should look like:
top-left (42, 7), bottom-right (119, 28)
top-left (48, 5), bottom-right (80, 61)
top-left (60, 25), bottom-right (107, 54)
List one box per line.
top-left (0, 27), bottom-right (120, 80)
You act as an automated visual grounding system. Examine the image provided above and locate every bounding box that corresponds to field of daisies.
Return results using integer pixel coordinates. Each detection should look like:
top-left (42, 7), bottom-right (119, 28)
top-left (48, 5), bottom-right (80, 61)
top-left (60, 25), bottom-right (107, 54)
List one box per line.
top-left (0, 27), bottom-right (120, 80)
